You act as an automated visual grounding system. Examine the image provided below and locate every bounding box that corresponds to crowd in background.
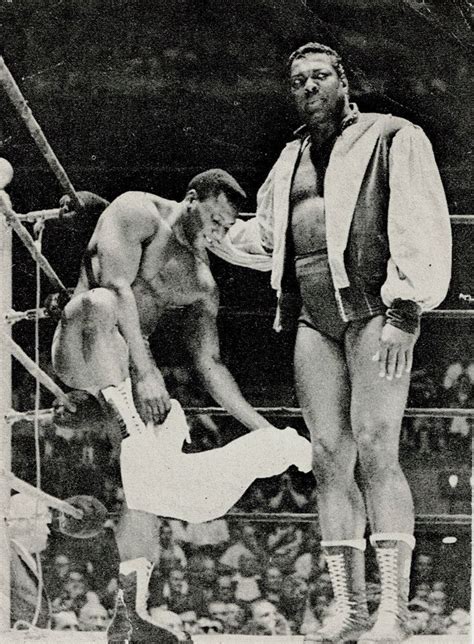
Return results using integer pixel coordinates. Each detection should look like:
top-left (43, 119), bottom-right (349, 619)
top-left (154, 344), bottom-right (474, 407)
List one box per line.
top-left (9, 359), bottom-right (473, 635)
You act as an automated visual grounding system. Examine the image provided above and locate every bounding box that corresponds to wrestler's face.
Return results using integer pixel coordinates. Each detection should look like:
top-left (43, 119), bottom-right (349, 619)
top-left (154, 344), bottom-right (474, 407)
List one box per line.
top-left (290, 53), bottom-right (348, 126)
top-left (199, 193), bottom-right (237, 246)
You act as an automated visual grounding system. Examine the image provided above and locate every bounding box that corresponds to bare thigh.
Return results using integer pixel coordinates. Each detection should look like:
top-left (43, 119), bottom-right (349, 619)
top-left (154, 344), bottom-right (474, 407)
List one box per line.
top-left (294, 325), bottom-right (355, 459)
top-left (345, 316), bottom-right (412, 455)
top-left (52, 292), bottom-right (128, 391)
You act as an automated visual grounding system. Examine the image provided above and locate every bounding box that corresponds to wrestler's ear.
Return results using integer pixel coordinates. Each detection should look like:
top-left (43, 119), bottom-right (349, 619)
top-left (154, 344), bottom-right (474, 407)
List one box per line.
top-left (186, 188), bottom-right (199, 203)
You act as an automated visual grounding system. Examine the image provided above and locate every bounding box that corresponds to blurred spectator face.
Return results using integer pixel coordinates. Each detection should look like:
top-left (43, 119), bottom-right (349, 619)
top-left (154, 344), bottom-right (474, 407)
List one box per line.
top-left (432, 581), bottom-right (446, 593)
top-left (78, 602), bottom-right (109, 631)
top-left (53, 610), bottom-right (79, 631)
top-left (65, 571), bottom-right (87, 599)
top-left (160, 523), bottom-right (173, 548)
top-left (217, 575), bottom-right (234, 602)
top-left (281, 574), bottom-right (308, 603)
top-left (54, 554), bottom-right (71, 579)
top-left (201, 557), bottom-right (217, 587)
top-left (428, 590), bottom-right (447, 615)
top-left (415, 554), bottom-right (433, 581)
top-left (224, 603), bottom-right (244, 630)
top-left (408, 609), bottom-right (430, 634)
top-left (414, 582), bottom-right (431, 600)
top-left (196, 617), bottom-right (223, 634)
top-left (169, 568), bottom-right (185, 594)
top-left (265, 566), bottom-right (283, 591)
top-left (241, 525), bottom-right (257, 547)
top-left (252, 600), bottom-right (277, 634)
top-left (238, 553), bottom-right (258, 577)
top-left (180, 610), bottom-right (198, 635)
top-left (208, 601), bottom-right (227, 622)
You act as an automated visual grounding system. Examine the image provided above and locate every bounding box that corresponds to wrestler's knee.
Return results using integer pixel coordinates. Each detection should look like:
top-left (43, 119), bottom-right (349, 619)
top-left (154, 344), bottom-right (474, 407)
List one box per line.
top-left (354, 416), bottom-right (400, 477)
top-left (311, 437), bottom-right (352, 485)
top-left (80, 288), bottom-right (118, 329)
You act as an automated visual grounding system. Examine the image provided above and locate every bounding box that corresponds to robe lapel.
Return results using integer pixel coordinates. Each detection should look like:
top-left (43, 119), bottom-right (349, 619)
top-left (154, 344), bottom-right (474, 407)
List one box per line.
top-left (324, 114), bottom-right (387, 288)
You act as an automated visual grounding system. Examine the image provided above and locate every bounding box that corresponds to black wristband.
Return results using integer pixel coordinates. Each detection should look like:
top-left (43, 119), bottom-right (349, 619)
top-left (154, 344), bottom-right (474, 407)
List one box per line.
top-left (385, 298), bottom-right (421, 334)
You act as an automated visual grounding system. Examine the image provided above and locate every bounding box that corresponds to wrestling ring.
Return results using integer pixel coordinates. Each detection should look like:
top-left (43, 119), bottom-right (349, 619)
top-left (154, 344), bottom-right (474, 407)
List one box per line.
top-left (0, 56), bottom-right (471, 643)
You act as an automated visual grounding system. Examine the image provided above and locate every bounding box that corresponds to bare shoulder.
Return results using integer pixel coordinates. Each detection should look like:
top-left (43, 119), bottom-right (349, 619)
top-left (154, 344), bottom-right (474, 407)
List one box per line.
top-left (97, 191), bottom-right (173, 238)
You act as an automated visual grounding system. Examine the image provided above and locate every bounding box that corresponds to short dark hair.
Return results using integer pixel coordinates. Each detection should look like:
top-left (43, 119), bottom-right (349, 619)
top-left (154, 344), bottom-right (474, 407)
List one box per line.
top-left (187, 169), bottom-right (246, 210)
top-left (288, 42), bottom-right (346, 82)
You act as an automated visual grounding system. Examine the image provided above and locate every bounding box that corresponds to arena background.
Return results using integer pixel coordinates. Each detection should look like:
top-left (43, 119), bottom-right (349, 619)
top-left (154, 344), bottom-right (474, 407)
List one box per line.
top-left (0, 0), bottom-right (472, 638)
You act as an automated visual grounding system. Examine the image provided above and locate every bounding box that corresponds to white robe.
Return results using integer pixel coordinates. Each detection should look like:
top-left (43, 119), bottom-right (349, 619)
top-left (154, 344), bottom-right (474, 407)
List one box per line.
top-left (120, 400), bottom-right (312, 523)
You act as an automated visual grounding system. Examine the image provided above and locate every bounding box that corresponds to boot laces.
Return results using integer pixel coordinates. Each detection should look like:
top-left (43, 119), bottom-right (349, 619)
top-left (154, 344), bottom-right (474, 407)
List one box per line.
top-left (325, 553), bottom-right (354, 623)
top-left (376, 547), bottom-right (400, 617)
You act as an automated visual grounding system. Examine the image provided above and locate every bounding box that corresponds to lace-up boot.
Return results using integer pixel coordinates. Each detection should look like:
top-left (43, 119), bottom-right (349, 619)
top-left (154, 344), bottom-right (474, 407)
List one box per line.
top-left (101, 378), bottom-right (147, 448)
top-left (112, 557), bottom-right (189, 643)
top-left (304, 539), bottom-right (371, 643)
top-left (358, 533), bottom-right (415, 643)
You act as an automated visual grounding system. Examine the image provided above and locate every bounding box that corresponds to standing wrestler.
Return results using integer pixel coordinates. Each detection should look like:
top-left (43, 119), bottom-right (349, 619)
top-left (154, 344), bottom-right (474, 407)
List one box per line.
top-left (51, 170), bottom-right (276, 642)
top-left (213, 43), bottom-right (451, 643)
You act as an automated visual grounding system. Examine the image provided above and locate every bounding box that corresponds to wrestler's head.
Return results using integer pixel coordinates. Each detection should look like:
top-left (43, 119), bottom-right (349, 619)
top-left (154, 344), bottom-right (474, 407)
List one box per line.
top-left (288, 42), bottom-right (349, 127)
top-left (184, 169), bottom-right (246, 247)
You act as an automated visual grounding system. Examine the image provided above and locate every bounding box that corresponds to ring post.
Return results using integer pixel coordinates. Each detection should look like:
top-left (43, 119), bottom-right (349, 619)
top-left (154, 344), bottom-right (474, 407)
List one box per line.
top-left (0, 192), bottom-right (12, 632)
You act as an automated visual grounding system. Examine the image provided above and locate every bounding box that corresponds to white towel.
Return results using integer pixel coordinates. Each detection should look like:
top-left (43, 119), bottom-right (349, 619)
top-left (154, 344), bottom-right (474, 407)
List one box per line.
top-left (120, 400), bottom-right (312, 523)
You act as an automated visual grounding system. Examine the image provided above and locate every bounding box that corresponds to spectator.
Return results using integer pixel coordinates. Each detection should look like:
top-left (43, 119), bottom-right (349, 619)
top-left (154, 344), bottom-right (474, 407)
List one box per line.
top-left (412, 553), bottom-right (434, 587)
top-left (159, 521), bottom-right (187, 577)
top-left (407, 603), bottom-right (431, 635)
top-left (222, 602), bottom-right (245, 634)
top-left (78, 600), bottom-right (109, 631)
top-left (179, 609), bottom-right (199, 636)
top-left (260, 566), bottom-right (283, 605)
top-left (52, 610), bottom-right (79, 631)
top-left (150, 566), bottom-right (190, 615)
top-left (8, 494), bottom-right (52, 629)
top-left (232, 553), bottom-right (261, 602)
top-left (445, 608), bottom-right (470, 635)
top-left (196, 616), bottom-right (223, 635)
top-left (242, 598), bottom-right (291, 636)
top-left (215, 574), bottom-right (235, 603)
top-left (51, 567), bottom-right (89, 614)
top-left (187, 555), bottom-right (217, 616)
top-left (45, 553), bottom-right (71, 599)
top-left (278, 573), bottom-right (309, 634)
top-left (207, 600), bottom-right (228, 623)
top-left (219, 524), bottom-right (263, 570)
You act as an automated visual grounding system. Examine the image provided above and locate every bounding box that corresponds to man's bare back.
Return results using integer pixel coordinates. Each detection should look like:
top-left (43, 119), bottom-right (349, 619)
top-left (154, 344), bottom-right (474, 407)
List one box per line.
top-left (77, 191), bottom-right (217, 335)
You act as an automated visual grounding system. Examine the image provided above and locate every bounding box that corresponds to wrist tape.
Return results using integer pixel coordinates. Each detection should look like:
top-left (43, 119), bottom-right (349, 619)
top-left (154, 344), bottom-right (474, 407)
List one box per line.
top-left (385, 298), bottom-right (421, 334)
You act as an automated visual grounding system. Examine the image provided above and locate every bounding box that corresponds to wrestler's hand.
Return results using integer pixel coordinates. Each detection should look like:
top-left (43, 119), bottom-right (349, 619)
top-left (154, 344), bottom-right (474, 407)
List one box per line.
top-left (132, 368), bottom-right (171, 425)
top-left (372, 323), bottom-right (417, 381)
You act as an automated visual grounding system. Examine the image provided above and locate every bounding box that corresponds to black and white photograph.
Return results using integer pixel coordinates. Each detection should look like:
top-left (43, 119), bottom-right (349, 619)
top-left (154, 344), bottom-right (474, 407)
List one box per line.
top-left (0, 1), bottom-right (472, 642)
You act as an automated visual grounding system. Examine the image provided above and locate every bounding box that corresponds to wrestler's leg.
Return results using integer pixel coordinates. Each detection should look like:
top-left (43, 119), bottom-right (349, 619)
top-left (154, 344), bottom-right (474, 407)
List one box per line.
top-left (52, 288), bottom-right (129, 395)
top-left (345, 315), bottom-right (414, 534)
top-left (295, 326), bottom-right (370, 642)
top-left (346, 315), bottom-right (415, 643)
top-left (294, 325), bottom-right (366, 540)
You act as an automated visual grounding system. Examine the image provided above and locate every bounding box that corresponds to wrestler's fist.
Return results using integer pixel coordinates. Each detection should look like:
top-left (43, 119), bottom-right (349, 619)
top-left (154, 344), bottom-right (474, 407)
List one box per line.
top-left (132, 368), bottom-right (171, 425)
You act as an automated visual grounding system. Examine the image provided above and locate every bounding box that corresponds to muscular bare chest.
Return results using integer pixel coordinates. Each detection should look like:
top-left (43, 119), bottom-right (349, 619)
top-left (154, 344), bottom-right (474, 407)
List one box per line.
top-left (134, 233), bottom-right (214, 309)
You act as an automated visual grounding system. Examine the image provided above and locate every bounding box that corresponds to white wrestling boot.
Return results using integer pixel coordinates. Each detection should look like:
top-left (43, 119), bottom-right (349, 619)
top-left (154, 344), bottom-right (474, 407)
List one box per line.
top-left (304, 540), bottom-right (371, 643)
top-left (358, 533), bottom-right (415, 643)
top-left (108, 557), bottom-right (189, 643)
top-left (101, 378), bottom-right (147, 447)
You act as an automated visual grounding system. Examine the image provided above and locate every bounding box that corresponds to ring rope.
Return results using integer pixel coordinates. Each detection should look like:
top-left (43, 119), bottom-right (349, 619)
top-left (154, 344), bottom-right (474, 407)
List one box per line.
top-left (6, 405), bottom-right (473, 428)
top-left (0, 57), bottom-right (83, 213)
top-left (2, 331), bottom-right (75, 412)
top-left (0, 193), bottom-right (68, 297)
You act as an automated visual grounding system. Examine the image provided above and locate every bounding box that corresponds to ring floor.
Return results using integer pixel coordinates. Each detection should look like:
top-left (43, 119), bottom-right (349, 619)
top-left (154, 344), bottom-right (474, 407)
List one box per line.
top-left (1, 632), bottom-right (470, 643)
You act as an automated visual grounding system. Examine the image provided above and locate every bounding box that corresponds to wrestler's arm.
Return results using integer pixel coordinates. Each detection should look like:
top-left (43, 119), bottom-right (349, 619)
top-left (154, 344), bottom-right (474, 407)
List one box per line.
top-left (184, 289), bottom-right (274, 431)
top-left (95, 195), bottom-right (171, 422)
